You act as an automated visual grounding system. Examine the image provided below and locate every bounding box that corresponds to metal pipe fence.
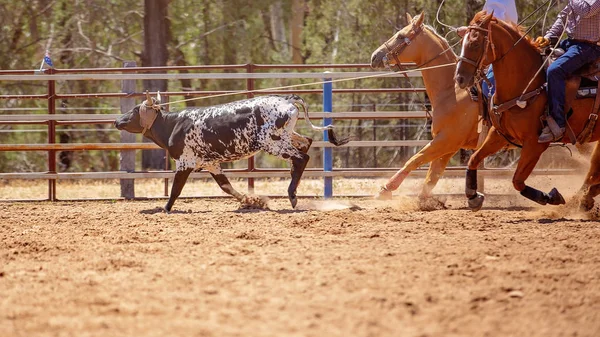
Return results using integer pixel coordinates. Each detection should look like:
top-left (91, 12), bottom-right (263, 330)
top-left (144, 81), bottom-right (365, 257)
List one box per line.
top-left (0, 63), bottom-right (571, 201)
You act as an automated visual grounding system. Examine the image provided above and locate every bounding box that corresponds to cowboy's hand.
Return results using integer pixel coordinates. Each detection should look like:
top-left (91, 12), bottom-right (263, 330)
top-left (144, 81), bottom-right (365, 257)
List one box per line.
top-left (457, 26), bottom-right (468, 38)
top-left (535, 36), bottom-right (550, 48)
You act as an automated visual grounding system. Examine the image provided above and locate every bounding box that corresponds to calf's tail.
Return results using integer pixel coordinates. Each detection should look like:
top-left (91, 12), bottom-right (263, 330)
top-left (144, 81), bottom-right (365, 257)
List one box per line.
top-left (291, 96), bottom-right (351, 146)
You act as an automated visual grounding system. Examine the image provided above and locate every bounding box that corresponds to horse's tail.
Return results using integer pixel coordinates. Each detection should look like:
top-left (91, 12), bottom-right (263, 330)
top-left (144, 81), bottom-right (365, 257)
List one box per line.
top-left (290, 95), bottom-right (351, 146)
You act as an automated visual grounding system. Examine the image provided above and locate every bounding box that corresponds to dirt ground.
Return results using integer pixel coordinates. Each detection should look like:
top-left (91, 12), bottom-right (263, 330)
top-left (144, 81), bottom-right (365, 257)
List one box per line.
top-left (1, 196), bottom-right (599, 337)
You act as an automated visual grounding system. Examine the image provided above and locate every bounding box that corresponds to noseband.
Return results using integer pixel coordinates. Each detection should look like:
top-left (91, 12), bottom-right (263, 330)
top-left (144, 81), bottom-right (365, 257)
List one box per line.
top-left (382, 22), bottom-right (424, 71)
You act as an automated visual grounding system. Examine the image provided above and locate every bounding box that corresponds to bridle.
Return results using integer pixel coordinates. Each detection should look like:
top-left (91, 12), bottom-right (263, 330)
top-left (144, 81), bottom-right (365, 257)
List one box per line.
top-left (457, 19), bottom-right (498, 81)
top-left (382, 21), bottom-right (424, 71)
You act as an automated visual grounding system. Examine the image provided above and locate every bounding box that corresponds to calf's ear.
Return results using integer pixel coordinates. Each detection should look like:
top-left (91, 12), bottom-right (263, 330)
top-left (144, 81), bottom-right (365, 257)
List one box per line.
top-left (156, 91), bottom-right (162, 104)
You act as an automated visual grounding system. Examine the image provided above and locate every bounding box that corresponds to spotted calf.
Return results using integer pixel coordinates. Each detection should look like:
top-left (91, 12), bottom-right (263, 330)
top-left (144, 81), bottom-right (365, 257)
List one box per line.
top-left (115, 93), bottom-right (349, 211)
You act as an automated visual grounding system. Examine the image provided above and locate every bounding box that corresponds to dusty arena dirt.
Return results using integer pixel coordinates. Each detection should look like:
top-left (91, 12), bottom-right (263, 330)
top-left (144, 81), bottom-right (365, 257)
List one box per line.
top-left (1, 197), bottom-right (599, 337)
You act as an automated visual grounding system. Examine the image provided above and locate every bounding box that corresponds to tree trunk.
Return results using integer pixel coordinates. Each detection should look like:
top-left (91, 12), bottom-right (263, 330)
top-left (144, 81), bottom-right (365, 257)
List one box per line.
top-left (291, 0), bottom-right (305, 64)
top-left (141, 0), bottom-right (169, 170)
top-left (466, 0), bottom-right (483, 25)
top-left (269, 1), bottom-right (289, 60)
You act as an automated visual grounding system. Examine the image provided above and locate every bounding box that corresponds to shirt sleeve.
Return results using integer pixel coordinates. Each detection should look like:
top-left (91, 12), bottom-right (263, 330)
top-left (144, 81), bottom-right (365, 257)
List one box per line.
top-left (544, 5), bottom-right (569, 39)
top-left (483, 1), bottom-right (519, 23)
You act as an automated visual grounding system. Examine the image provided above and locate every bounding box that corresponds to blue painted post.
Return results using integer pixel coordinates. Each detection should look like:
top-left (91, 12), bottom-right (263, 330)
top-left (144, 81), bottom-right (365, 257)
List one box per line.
top-left (323, 73), bottom-right (333, 198)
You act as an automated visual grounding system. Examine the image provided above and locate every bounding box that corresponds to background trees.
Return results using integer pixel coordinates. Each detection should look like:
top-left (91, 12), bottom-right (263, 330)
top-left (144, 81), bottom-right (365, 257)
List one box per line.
top-left (0, 0), bottom-right (561, 173)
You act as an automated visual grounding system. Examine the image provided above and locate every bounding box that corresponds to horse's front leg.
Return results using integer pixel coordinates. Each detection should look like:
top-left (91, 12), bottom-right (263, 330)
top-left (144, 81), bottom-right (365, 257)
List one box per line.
top-left (513, 140), bottom-right (565, 205)
top-left (465, 129), bottom-right (508, 211)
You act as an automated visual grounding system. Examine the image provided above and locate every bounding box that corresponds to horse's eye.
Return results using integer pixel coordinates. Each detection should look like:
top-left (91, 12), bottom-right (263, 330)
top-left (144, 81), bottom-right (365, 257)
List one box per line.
top-left (472, 42), bottom-right (480, 49)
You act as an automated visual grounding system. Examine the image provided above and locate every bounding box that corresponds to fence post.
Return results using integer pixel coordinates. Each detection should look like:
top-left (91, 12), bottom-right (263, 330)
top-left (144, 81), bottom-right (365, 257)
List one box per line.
top-left (47, 69), bottom-right (57, 201)
top-left (120, 61), bottom-right (137, 199)
top-left (323, 72), bottom-right (333, 198)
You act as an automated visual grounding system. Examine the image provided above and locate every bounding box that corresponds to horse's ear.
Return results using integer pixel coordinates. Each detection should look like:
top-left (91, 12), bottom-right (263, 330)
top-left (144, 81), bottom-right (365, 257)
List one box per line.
top-left (483, 10), bottom-right (494, 24)
top-left (415, 12), bottom-right (425, 27)
top-left (406, 13), bottom-right (413, 23)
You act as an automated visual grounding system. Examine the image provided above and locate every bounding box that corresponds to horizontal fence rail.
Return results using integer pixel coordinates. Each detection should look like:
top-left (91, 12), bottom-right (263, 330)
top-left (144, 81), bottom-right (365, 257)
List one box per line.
top-left (0, 63), bottom-right (574, 201)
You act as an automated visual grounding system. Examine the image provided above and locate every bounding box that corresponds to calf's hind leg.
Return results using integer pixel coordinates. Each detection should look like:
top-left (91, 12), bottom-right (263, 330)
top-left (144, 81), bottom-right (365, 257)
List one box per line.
top-left (205, 164), bottom-right (245, 201)
top-left (291, 132), bottom-right (312, 153)
top-left (264, 141), bottom-right (309, 208)
top-left (165, 168), bottom-right (193, 212)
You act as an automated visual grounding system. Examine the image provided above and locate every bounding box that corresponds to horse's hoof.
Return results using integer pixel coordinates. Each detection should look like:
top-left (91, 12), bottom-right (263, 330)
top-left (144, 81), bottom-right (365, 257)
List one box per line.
top-left (290, 196), bottom-right (298, 209)
top-left (467, 192), bottom-right (485, 212)
top-left (417, 195), bottom-right (447, 211)
top-left (580, 199), bottom-right (594, 212)
top-left (548, 188), bottom-right (565, 205)
top-left (375, 187), bottom-right (393, 200)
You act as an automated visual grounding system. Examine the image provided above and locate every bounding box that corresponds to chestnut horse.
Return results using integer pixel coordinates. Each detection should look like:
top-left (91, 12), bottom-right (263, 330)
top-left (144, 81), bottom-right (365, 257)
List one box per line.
top-left (455, 11), bottom-right (600, 211)
top-left (370, 12), bottom-right (481, 201)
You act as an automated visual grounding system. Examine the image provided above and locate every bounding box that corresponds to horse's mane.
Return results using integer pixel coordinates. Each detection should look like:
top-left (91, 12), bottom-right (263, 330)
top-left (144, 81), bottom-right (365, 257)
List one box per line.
top-left (422, 23), bottom-right (457, 58)
top-left (470, 11), bottom-right (540, 53)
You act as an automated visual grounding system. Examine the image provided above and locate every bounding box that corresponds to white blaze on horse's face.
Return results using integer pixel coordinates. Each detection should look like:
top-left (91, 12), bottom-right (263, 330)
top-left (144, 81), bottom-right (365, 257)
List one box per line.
top-left (455, 31), bottom-right (476, 88)
top-left (459, 32), bottom-right (469, 65)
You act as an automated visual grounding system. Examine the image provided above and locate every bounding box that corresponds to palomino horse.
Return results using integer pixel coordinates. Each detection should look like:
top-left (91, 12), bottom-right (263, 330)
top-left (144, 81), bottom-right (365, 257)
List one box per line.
top-left (455, 11), bottom-right (600, 211)
top-left (370, 12), bottom-right (481, 201)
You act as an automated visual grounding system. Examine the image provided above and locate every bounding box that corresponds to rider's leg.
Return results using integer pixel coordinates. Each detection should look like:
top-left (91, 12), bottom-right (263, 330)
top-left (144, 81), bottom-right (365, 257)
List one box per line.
top-left (541, 40), bottom-right (600, 142)
top-left (481, 65), bottom-right (495, 98)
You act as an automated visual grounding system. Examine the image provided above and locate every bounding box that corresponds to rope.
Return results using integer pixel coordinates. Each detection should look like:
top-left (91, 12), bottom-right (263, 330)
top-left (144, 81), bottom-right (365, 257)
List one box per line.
top-left (436, 0), bottom-right (456, 32)
top-left (517, 9), bottom-right (568, 104)
top-left (157, 62), bottom-right (456, 108)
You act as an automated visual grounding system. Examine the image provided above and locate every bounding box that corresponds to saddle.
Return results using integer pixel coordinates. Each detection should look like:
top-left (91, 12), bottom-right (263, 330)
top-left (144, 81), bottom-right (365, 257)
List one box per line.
top-left (545, 48), bottom-right (600, 144)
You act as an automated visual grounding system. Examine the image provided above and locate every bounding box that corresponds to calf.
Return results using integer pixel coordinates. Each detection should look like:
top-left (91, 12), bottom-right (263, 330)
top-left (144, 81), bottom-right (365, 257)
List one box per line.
top-left (114, 92), bottom-right (349, 211)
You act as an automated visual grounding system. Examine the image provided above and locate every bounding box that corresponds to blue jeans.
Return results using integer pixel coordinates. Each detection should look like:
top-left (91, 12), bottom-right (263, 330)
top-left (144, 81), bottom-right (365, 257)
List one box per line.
top-left (546, 39), bottom-right (600, 127)
top-left (481, 66), bottom-right (495, 97)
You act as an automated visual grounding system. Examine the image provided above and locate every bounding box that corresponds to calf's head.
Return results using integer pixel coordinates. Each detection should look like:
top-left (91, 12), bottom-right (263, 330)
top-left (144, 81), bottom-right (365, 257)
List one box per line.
top-left (114, 91), bottom-right (162, 134)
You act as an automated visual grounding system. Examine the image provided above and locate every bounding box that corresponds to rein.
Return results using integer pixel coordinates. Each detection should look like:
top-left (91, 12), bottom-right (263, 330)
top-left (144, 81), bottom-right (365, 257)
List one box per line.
top-left (382, 22), bottom-right (424, 72)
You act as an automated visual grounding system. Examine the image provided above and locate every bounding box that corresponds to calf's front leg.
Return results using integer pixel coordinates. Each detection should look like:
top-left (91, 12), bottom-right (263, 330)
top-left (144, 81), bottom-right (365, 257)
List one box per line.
top-left (165, 168), bottom-right (193, 212)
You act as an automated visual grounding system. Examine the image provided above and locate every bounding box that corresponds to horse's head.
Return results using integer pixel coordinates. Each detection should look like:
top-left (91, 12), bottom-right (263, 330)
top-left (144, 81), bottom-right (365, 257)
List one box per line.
top-left (370, 12), bottom-right (425, 70)
top-left (455, 11), bottom-right (496, 89)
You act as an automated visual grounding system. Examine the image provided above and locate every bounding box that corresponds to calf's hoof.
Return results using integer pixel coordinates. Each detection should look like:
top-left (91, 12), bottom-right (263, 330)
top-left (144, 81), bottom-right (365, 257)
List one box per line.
top-left (467, 192), bottom-right (485, 212)
top-left (375, 186), bottom-right (393, 200)
top-left (289, 196), bottom-right (298, 209)
top-left (547, 188), bottom-right (565, 205)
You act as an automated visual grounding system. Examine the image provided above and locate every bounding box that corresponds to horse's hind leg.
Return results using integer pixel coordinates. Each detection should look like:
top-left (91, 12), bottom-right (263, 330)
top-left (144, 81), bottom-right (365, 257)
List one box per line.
top-left (377, 134), bottom-right (459, 200)
top-left (575, 142), bottom-right (600, 210)
top-left (420, 151), bottom-right (456, 198)
top-left (512, 140), bottom-right (565, 206)
top-left (465, 129), bottom-right (509, 211)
